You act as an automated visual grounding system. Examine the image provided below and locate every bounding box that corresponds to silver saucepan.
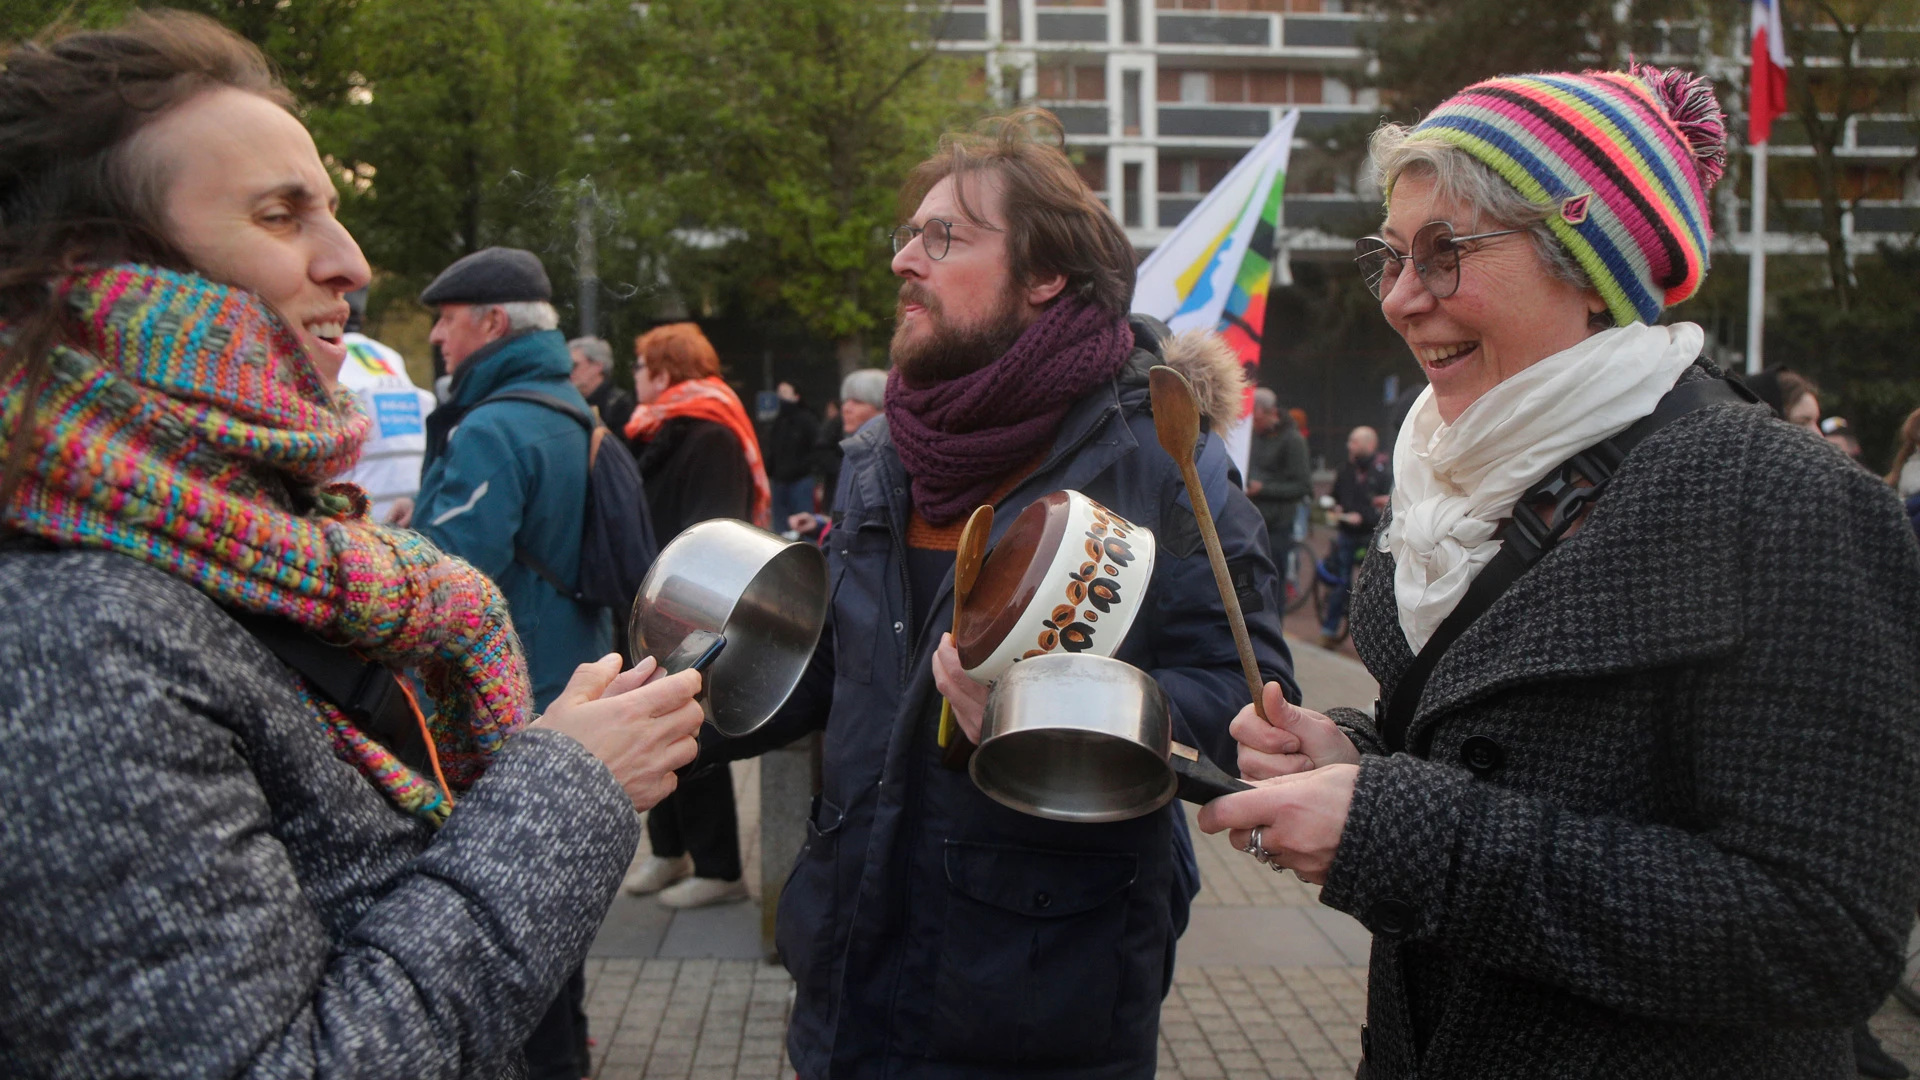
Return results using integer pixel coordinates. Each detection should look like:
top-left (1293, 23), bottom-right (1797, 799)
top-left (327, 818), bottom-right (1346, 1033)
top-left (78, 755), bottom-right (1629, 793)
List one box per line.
top-left (629, 519), bottom-right (829, 738)
top-left (969, 653), bottom-right (1251, 823)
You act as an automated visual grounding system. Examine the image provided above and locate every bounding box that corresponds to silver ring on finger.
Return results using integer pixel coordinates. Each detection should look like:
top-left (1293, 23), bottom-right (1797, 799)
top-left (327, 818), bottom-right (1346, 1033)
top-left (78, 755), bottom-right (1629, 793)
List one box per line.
top-left (1245, 826), bottom-right (1272, 865)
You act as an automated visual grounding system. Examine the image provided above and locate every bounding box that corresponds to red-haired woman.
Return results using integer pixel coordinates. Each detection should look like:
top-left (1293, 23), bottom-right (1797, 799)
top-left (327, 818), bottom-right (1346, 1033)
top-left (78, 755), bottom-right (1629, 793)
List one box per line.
top-left (619, 322), bottom-right (770, 908)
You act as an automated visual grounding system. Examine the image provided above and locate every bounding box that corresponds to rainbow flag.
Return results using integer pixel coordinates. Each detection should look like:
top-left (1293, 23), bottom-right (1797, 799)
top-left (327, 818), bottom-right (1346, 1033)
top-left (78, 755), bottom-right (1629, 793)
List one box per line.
top-left (1134, 111), bottom-right (1298, 475)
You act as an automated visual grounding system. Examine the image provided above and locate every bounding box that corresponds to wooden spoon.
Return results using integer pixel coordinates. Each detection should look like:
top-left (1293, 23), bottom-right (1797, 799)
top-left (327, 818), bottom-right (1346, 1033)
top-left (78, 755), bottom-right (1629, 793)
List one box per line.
top-left (938, 504), bottom-right (995, 758)
top-left (1149, 365), bottom-right (1268, 722)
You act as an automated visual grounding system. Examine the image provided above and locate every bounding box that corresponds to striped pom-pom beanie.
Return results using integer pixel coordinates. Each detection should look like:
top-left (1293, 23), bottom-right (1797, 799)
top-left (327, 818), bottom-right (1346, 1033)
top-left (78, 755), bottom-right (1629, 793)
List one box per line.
top-left (1406, 64), bottom-right (1727, 328)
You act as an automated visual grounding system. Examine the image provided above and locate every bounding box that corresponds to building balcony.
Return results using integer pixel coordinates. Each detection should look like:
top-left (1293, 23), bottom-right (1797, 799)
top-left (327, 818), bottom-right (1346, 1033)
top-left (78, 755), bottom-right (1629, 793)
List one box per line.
top-left (1154, 11), bottom-right (1365, 52)
top-left (1731, 199), bottom-right (1920, 238)
top-left (1037, 9), bottom-right (1108, 41)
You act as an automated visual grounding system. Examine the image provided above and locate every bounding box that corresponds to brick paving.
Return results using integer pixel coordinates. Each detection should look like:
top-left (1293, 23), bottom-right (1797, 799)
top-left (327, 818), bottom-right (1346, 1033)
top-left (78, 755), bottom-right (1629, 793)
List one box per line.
top-left (586, 639), bottom-right (1920, 1077)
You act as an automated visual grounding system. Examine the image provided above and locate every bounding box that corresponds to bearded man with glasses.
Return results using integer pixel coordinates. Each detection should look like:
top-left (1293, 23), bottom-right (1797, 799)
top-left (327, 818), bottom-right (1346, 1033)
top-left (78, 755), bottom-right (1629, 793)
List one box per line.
top-left (696, 108), bottom-right (1295, 1080)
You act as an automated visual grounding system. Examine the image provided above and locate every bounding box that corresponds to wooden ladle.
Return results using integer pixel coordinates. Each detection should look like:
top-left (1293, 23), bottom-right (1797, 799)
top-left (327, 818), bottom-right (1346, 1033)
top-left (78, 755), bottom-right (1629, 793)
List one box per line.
top-left (1149, 365), bottom-right (1268, 722)
top-left (938, 503), bottom-right (995, 761)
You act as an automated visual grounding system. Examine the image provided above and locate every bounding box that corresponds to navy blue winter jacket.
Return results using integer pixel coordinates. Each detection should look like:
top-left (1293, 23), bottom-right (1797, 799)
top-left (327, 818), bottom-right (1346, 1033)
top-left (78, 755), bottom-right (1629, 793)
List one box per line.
top-left (718, 322), bottom-right (1297, 1079)
top-left (414, 329), bottom-right (613, 708)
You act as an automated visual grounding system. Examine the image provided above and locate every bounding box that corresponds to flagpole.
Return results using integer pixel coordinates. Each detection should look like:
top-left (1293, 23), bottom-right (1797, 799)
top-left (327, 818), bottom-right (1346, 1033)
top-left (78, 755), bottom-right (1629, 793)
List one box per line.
top-left (1746, 138), bottom-right (1768, 375)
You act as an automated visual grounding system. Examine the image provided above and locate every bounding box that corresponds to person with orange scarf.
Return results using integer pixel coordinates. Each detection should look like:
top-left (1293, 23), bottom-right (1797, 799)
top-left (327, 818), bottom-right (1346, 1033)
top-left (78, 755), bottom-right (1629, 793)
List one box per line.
top-left (620, 322), bottom-right (767, 907)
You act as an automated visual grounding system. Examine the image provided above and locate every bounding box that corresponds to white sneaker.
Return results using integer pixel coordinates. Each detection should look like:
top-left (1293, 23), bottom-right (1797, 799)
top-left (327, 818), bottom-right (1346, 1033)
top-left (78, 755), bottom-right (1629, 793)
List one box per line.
top-left (656, 876), bottom-right (749, 909)
top-left (622, 854), bottom-right (691, 895)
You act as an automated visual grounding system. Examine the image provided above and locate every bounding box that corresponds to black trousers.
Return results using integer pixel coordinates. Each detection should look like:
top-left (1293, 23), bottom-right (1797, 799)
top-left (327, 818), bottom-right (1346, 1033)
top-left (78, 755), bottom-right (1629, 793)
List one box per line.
top-left (523, 964), bottom-right (587, 1080)
top-left (645, 763), bottom-right (742, 881)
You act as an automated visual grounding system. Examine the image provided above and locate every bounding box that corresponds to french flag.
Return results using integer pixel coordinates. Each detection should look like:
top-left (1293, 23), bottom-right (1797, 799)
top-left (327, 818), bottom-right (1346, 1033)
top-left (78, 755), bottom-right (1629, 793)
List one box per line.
top-left (1750, 0), bottom-right (1790, 142)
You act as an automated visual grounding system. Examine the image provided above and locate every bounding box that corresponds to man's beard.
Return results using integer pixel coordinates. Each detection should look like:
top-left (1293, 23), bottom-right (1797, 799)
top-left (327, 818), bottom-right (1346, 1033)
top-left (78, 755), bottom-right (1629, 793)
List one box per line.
top-left (890, 282), bottom-right (1030, 388)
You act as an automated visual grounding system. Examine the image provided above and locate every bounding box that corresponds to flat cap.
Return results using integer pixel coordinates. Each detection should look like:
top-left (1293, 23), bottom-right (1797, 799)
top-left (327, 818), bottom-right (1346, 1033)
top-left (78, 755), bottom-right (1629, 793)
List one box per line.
top-left (420, 246), bottom-right (552, 306)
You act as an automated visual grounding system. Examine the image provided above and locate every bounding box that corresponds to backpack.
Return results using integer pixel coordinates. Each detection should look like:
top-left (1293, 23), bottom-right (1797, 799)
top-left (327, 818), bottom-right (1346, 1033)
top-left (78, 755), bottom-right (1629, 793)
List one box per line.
top-left (480, 389), bottom-right (659, 615)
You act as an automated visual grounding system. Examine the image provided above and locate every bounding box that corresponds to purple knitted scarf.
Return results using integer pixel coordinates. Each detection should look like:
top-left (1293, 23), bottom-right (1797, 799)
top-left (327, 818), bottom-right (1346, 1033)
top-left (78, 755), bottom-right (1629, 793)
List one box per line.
top-left (885, 297), bottom-right (1133, 525)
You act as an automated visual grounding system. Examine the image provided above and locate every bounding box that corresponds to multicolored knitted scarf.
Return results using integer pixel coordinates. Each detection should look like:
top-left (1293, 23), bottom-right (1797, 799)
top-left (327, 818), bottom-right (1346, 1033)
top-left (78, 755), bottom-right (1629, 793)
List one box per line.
top-left (0, 265), bottom-right (534, 826)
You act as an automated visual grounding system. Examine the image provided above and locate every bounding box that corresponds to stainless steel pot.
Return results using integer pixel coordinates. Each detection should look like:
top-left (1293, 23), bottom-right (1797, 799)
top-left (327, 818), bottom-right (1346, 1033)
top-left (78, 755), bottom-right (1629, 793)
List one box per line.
top-left (969, 653), bottom-right (1250, 823)
top-left (629, 519), bottom-right (829, 738)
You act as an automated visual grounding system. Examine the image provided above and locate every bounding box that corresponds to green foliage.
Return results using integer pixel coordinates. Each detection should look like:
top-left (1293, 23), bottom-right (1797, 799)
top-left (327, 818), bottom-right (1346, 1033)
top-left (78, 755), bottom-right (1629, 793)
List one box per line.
top-left (309, 0), bottom-right (580, 306)
top-left (591, 0), bottom-right (981, 363)
top-left (1358, 0), bottom-right (1700, 120)
top-left (1768, 244), bottom-right (1920, 466)
top-left (1, 0), bottom-right (134, 42)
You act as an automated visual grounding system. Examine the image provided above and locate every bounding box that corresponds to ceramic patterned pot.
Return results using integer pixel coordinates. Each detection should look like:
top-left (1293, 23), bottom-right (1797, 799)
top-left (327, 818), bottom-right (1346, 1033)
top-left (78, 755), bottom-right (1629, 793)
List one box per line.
top-left (953, 490), bottom-right (1156, 685)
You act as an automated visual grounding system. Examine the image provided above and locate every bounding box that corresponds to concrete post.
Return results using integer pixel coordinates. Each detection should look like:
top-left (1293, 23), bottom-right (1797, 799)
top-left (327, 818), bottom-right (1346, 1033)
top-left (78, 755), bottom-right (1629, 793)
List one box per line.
top-left (758, 731), bottom-right (821, 963)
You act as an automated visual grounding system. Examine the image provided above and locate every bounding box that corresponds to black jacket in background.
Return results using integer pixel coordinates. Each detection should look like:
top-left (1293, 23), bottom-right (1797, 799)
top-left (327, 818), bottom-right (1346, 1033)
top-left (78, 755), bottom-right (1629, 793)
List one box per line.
top-left (636, 416), bottom-right (753, 540)
top-left (764, 400), bottom-right (820, 484)
top-left (1332, 452), bottom-right (1392, 535)
top-left (811, 415), bottom-right (846, 498)
top-left (585, 380), bottom-right (636, 440)
top-left (1247, 419), bottom-right (1312, 533)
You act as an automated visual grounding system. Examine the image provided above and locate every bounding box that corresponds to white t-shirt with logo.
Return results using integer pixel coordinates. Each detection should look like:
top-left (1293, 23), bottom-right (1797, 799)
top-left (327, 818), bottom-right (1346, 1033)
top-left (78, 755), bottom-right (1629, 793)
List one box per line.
top-left (336, 332), bottom-right (436, 521)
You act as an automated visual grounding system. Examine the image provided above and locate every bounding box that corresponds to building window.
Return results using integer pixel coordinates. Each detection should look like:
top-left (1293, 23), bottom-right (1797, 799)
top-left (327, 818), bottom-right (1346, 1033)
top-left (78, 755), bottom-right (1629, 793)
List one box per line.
top-left (1158, 154), bottom-right (1233, 195)
top-left (1002, 0), bottom-right (1022, 40)
top-left (1123, 70), bottom-right (1143, 135)
top-left (1156, 0), bottom-right (1310, 9)
top-left (1179, 71), bottom-right (1209, 103)
top-left (1124, 162), bottom-right (1143, 227)
top-left (1036, 63), bottom-right (1107, 101)
top-left (1122, 0), bottom-right (1141, 42)
top-left (1074, 150), bottom-right (1109, 194)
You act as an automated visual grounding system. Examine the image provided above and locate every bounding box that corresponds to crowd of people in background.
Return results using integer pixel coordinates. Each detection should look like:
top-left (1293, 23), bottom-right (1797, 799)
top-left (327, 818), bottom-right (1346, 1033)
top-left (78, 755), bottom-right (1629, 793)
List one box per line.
top-left (8, 13), bottom-right (1920, 1080)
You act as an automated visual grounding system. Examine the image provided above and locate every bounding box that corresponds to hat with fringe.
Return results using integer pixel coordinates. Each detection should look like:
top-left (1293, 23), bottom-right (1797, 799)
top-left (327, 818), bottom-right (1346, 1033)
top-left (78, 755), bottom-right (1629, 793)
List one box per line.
top-left (1407, 64), bottom-right (1727, 328)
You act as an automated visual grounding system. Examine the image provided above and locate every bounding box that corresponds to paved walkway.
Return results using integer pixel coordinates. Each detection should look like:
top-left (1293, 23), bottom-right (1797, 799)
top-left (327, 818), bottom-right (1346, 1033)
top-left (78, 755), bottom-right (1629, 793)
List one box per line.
top-left (583, 639), bottom-right (1920, 1078)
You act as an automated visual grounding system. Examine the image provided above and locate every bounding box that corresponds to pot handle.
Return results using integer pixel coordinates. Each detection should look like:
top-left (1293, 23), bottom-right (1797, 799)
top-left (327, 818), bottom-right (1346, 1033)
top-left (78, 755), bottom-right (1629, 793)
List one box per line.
top-left (1170, 742), bottom-right (1252, 804)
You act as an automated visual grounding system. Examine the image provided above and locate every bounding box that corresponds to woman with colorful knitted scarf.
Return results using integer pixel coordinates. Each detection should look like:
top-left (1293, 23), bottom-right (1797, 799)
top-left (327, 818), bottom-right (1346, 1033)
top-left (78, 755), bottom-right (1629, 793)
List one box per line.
top-left (0, 15), bottom-right (705, 1078)
top-left (1192, 67), bottom-right (1920, 1078)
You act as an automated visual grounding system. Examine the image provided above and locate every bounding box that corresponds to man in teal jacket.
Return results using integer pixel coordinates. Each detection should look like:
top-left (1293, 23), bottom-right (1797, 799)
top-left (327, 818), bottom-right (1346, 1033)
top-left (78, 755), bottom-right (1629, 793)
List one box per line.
top-left (412, 247), bottom-right (612, 1080)
top-left (412, 246), bottom-right (612, 711)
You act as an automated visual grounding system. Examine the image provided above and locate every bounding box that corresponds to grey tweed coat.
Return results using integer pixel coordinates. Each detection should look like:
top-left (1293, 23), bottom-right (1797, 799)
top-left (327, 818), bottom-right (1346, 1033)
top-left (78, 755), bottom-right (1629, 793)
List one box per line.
top-left (0, 546), bottom-right (642, 1078)
top-left (1323, 369), bottom-right (1920, 1079)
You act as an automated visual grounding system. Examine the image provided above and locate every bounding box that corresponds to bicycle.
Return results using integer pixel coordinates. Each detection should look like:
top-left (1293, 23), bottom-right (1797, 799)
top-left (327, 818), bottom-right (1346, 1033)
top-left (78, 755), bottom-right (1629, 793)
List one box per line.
top-left (1283, 536), bottom-right (1363, 641)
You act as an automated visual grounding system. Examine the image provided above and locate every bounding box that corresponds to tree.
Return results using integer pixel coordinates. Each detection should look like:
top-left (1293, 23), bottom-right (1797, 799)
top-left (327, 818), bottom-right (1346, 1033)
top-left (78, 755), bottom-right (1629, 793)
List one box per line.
top-left (1775, 0), bottom-right (1920, 312)
top-left (1359, 0), bottom-right (1700, 121)
top-left (589, 0), bottom-right (981, 374)
top-left (1770, 241), bottom-right (1920, 465)
top-left (308, 0), bottom-right (581, 306)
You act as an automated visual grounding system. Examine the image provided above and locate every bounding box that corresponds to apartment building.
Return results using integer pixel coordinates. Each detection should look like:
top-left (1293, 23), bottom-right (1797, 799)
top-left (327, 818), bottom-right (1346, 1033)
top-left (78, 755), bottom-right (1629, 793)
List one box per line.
top-left (937, 8), bottom-right (1920, 268)
top-left (935, 0), bottom-right (1386, 257)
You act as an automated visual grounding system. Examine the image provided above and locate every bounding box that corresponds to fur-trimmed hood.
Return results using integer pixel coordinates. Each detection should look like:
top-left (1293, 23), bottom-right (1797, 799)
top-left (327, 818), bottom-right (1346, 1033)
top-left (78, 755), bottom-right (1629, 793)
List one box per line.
top-left (1120, 318), bottom-right (1248, 431)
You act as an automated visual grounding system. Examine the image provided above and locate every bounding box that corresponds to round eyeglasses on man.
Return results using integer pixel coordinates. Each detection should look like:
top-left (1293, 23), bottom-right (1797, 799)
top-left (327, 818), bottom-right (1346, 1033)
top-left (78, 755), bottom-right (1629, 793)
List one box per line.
top-left (890, 218), bottom-right (1003, 262)
top-left (1354, 220), bottom-right (1523, 300)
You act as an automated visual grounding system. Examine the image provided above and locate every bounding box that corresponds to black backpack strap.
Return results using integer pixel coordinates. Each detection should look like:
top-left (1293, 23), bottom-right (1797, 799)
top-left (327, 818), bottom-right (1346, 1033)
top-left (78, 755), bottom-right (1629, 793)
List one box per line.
top-left (225, 608), bottom-right (435, 777)
top-left (1377, 376), bottom-right (1754, 754)
top-left (473, 388), bottom-right (595, 602)
top-left (478, 388), bottom-right (595, 431)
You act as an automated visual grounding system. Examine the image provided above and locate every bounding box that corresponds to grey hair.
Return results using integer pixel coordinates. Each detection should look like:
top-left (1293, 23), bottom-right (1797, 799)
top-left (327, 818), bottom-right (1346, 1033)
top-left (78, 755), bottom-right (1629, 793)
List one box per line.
top-left (840, 368), bottom-right (888, 409)
top-left (479, 300), bottom-right (560, 332)
top-left (568, 336), bottom-right (613, 370)
top-left (1253, 386), bottom-right (1278, 410)
top-left (1367, 123), bottom-right (1595, 299)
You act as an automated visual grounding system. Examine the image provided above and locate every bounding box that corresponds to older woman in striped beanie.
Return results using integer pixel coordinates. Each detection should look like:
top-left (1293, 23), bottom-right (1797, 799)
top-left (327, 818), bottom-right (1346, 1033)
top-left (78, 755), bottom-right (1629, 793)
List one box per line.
top-left (1199, 66), bottom-right (1920, 1078)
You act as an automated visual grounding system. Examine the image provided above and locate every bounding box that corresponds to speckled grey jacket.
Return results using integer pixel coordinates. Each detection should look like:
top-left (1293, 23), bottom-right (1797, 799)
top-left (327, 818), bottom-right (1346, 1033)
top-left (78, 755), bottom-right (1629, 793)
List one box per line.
top-left (0, 545), bottom-right (641, 1079)
top-left (1324, 370), bottom-right (1920, 1079)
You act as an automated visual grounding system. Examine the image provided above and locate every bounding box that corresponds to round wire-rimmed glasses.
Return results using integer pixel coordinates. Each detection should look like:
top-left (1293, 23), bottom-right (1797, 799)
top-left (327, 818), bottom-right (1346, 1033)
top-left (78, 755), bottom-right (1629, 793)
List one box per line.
top-left (890, 218), bottom-right (1002, 261)
top-left (1354, 221), bottom-right (1524, 300)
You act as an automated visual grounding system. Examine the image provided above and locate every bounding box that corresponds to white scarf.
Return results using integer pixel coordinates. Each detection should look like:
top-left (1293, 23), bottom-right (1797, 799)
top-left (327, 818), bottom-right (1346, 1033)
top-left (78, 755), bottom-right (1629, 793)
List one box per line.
top-left (1383, 321), bottom-right (1704, 652)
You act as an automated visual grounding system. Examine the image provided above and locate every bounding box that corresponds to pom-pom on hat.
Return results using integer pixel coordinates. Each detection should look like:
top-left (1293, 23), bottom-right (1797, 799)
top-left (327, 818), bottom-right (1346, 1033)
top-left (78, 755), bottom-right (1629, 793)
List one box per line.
top-left (1407, 64), bottom-right (1727, 328)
